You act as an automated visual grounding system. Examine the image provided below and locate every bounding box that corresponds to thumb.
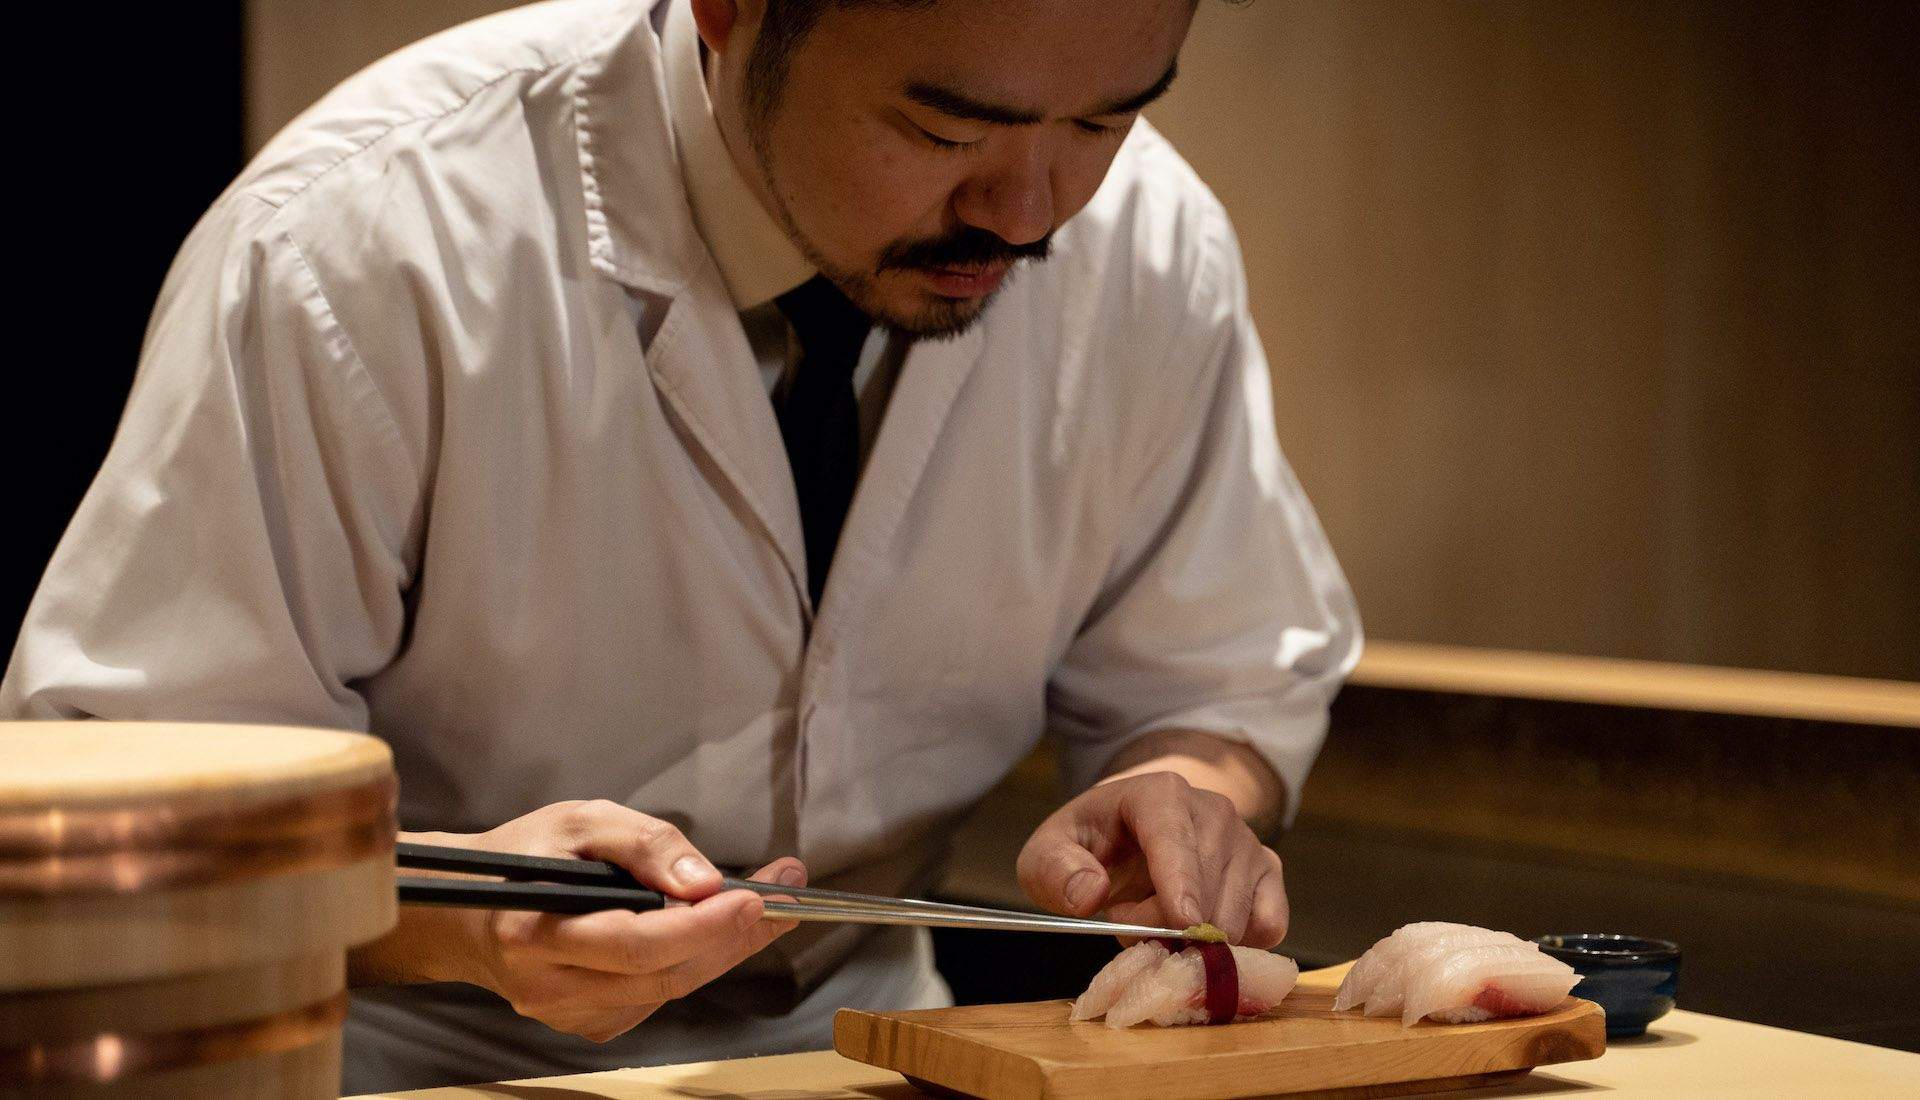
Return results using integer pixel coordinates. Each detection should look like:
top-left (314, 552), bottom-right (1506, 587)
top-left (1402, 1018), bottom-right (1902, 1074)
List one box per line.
top-left (1017, 826), bottom-right (1112, 917)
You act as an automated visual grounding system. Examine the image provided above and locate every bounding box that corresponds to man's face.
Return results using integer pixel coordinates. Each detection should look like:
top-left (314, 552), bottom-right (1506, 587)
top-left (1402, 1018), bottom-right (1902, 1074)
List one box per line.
top-left (709, 0), bottom-right (1197, 337)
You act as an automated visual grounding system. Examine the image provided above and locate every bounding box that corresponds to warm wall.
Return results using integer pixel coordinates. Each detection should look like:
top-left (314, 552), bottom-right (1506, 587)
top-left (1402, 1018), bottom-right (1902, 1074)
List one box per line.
top-left (245, 1), bottom-right (515, 149)
top-left (1148, 0), bottom-right (1919, 681)
top-left (246, 0), bottom-right (1920, 680)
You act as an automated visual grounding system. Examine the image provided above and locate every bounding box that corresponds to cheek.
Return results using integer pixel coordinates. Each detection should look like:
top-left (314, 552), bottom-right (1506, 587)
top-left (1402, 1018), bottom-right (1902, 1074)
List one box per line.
top-left (780, 115), bottom-right (957, 253)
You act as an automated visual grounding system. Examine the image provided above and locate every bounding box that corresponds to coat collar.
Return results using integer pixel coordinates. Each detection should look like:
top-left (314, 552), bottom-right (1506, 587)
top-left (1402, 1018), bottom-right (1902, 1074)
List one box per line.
top-left (569, 0), bottom-right (707, 296)
top-left (661, 0), bottom-right (814, 309)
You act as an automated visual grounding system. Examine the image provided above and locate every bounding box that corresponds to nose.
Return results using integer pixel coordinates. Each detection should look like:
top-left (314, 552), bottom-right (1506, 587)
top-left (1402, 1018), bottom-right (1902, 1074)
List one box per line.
top-left (951, 137), bottom-right (1056, 247)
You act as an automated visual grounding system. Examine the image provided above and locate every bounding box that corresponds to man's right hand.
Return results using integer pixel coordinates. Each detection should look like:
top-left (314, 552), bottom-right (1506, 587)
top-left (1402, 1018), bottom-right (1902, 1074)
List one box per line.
top-left (351, 799), bottom-right (805, 1043)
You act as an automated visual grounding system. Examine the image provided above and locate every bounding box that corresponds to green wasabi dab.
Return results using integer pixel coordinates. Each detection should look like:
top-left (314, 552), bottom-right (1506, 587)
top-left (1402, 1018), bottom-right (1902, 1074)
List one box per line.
top-left (1183, 922), bottom-right (1228, 943)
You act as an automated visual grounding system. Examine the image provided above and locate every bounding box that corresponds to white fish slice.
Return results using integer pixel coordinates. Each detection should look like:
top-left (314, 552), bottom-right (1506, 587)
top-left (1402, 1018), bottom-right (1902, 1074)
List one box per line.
top-left (1400, 942), bottom-right (1580, 1027)
top-left (1105, 948), bottom-right (1210, 1028)
top-left (1231, 947), bottom-right (1301, 1015)
top-left (1070, 940), bottom-right (1169, 1021)
top-left (1332, 922), bottom-right (1480, 1012)
top-left (1096, 945), bottom-right (1300, 1029)
top-left (1363, 927), bottom-right (1530, 1017)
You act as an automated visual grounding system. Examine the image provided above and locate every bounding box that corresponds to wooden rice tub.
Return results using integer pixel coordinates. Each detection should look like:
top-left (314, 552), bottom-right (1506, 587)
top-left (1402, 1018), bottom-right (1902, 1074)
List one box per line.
top-left (0, 722), bottom-right (396, 1097)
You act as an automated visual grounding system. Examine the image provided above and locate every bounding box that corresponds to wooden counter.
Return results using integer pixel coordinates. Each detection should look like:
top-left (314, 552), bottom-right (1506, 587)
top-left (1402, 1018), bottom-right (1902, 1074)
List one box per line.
top-left (355, 1007), bottom-right (1920, 1099)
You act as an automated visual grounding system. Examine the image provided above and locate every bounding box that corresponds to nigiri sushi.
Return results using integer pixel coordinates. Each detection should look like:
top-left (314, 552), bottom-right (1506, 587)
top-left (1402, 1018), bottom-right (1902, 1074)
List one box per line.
top-left (1074, 941), bottom-right (1300, 1029)
top-left (1335, 922), bottom-right (1577, 1027)
top-left (1360, 927), bottom-right (1530, 1018)
top-left (1331, 922), bottom-right (1481, 1012)
top-left (1399, 943), bottom-right (1580, 1026)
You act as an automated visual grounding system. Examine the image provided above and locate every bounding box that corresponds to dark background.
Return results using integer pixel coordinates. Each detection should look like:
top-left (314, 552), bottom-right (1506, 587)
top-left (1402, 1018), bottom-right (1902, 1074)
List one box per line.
top-left (6, 7), bottom-right (246, 660)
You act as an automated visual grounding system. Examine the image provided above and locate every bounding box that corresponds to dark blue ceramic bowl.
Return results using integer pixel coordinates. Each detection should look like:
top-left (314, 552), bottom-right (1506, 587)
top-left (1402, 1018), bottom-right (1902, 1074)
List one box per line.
top-left (1533, 934), bottom-right (1681, 1038)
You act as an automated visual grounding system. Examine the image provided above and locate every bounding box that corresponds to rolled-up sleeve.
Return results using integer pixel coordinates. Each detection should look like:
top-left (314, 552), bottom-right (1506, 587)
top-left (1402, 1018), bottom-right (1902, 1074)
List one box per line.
top-left (1047, 217), bottom-right (1362, 824)
top-left (0, 194), bottom-right (421, 730)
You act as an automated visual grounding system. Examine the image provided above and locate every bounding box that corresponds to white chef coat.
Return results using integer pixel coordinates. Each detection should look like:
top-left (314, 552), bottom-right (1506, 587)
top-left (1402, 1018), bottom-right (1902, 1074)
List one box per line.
top-left (0, 0), bottom-right (1361, 1089)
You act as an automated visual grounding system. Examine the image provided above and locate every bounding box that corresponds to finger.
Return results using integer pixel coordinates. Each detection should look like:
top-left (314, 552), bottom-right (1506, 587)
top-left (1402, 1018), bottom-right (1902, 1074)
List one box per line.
top-left (1244, 848), bottom-right (1290, 949)
top-left (507, 886), bottom-right (765, 975)
top-left (745, 856), bottom-right (806, 933)
top-left (645, 907), bottom-right (796, 1002)
top-left (1180, 790), bottom-right (1257, 937)
top-left (1106, 895), bottom-right (1166, 925)
top-left (560, 890), bottom-right (800, 1009)
top-left (1016, 817), bottom-right (1113, 917)
top-left (1185, 792), bottom-right (1244, 924)
top-left (1207, 842), bottom-right (1266, 945)
top-left (1105, 894), bottom-right (1172, 943)
top-left (560, 800), bottom-right (723, 899)
top-left (1116, 775), bottom-right (1203, 927)
top-left (747, 856), bottom-right (808, 890)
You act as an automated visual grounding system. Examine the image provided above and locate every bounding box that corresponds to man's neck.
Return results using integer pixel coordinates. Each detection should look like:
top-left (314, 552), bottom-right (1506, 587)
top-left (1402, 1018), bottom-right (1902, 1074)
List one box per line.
top-left (701, 44), bottom-right (790, 252)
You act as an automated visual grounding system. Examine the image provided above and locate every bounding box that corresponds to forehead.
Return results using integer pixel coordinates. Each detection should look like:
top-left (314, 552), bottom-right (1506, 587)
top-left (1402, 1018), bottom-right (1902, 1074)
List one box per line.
top-left (810, 0), bottom-right (1197, 113)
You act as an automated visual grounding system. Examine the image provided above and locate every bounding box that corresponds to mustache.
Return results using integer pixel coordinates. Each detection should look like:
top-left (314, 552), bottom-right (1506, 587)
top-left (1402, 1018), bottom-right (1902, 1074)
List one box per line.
top-left (878, 226), bottom-right (1054, 272)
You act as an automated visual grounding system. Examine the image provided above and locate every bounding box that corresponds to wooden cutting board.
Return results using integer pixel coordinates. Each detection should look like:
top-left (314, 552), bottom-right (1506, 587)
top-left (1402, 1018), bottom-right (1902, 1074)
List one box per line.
top-left (833, 964), bottom-right (1605, 1100)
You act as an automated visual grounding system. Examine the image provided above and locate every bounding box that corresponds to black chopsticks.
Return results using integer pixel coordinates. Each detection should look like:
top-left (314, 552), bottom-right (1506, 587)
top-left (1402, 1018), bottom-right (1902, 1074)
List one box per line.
top-left (395, 842), bottom-right (669, 914)
top-left (398, 842), bottom-right (644, 886)
top-left (398, 876), bottom-right (668, 914)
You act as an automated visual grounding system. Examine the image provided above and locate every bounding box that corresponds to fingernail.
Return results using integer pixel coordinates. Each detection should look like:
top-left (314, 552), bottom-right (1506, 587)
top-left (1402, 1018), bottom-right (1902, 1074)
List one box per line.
top-left (737, 899), bottom-right (762, 931)
top-left (1065, 870), bottom-right (1098, 910)
top-left (779, 867), bottom-right (805, 887)
top-left (673, 856), bottom-right (714, 886)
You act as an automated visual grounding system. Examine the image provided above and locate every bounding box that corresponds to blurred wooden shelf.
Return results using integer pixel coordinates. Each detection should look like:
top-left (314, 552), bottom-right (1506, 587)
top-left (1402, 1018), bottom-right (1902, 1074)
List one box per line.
top-left (1352, 641), bottom-right (1920, 729)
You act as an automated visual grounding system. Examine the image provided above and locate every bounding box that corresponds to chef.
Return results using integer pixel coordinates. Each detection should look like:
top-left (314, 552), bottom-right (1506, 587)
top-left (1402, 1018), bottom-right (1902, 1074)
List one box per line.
top-left (0, 0), bottom-right (1360, 1091)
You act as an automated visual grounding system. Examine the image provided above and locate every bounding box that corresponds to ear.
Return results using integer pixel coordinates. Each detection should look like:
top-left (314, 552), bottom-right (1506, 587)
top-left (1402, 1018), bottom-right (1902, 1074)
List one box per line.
top-left (691, 0), bottom-right (762, 53)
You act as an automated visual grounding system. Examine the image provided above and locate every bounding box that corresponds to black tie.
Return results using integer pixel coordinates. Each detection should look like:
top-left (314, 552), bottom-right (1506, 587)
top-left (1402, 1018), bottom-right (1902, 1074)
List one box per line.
top-left (774, 275), bottom-right (872, 606)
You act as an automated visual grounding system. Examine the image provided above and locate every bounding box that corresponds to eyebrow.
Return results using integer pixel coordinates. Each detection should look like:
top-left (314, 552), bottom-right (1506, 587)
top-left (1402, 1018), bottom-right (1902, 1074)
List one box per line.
top-left (903, 60), bottom-right (1179, 126)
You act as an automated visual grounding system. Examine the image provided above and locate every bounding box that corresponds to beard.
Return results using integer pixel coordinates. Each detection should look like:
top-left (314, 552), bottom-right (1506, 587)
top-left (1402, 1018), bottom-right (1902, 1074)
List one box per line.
top-left (773, 190), bottom-right (1053, 340)
top-left (745, 119), bottom-right (1052, 339)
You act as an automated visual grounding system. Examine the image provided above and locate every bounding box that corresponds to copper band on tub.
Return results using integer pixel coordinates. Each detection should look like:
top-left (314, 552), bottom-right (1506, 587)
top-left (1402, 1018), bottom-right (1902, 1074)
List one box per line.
top-left (0, 990), bottom-right (348, 1084)
top-left (0, 775), bottom-right (396, 896)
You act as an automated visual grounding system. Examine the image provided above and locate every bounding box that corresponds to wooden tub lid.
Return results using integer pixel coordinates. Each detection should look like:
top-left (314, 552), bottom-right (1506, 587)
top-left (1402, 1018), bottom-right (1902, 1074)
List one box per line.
top-left (1, 721), bottom-right (392, 807)
top-left (0, 722), bottom-right (397, 990)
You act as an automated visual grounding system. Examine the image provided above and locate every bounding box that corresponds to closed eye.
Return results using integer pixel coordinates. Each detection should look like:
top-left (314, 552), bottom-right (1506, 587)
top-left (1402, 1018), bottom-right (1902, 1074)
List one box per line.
top-left (1074, 117), bottom-right (1131, 137)
top-left (902, 112), bottom-right (984, 151)
top-left (920, 127), bottom-right (981, 151)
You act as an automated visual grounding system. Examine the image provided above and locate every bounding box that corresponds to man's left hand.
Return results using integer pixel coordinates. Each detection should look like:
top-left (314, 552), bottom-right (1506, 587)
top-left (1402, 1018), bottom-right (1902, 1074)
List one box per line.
top-left (1015, 771), bottom-right (1288, 948)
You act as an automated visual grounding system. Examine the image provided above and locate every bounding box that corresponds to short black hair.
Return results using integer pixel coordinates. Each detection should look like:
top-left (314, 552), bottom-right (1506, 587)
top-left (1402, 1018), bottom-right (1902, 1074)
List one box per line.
top-left (743, 0), bottom-right (937, 125)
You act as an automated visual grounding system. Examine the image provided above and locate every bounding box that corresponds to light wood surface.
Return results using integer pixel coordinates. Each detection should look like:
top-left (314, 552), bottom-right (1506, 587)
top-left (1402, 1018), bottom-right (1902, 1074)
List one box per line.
top-left (0, 721), bottom-right (394, 804)
top-left (350, 966), bottom-right (1920, 1099)
top-left (0, 953), bottom-right (341, 1043)
top-left (1351, 641), bottom-right (1920, 729)
top-left (832, 988), bottom-right (1602, 1099)
top-left (0, 860), bottom-right (394, 990)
